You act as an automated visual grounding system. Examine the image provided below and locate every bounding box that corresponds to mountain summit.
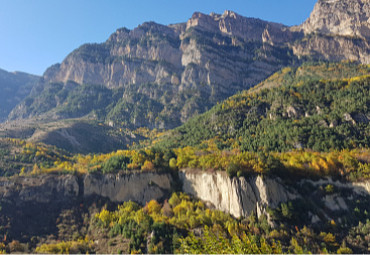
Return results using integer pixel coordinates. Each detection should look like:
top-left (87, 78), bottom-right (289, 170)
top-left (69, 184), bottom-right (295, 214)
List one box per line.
top-left (5, 1), bottom-right (370, 135)
top-left (10, 11), bottom-right (299, 129)
top-left (300, 0), bottom-right (370, 40)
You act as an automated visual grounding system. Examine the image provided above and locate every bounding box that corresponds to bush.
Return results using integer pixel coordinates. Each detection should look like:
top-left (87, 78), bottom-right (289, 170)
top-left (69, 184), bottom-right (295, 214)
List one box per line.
top-left (227, 162), bottom-right (239, 178)
top-left (101, 155), bottom-right (131, 174)
top-left (141, 160), bottom-right (155, 171)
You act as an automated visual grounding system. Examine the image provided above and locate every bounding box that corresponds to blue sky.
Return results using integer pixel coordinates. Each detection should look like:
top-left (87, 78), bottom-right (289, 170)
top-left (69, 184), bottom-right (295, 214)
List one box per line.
top-left (0, 0), bottom-right (317, 75)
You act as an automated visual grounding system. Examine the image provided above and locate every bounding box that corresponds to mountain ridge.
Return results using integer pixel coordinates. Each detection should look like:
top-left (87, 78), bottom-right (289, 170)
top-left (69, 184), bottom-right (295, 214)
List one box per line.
top-left (3, 0), bottom-right (370, 152)
top-left (0, 68), bottom-right (39, 122)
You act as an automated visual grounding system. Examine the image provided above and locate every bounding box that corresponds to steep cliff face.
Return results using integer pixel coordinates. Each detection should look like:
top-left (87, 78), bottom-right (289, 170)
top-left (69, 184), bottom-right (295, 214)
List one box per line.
top-left (0, 172), bottom-right (174, 243)
top-left (179, 169), bottom-right (298, 219)
top-left (1, 170), bottom-right (369, 227)
top-left (9, 11), bottom-right (297, 129)
top-left (84, 172), bottom-right (173, 204)
top-left (292, 35), bottom-right (370, 63)
top-left (0, 172), bottom-right (173, 206)
top-left (300, 0), bottom-right (370, 40)
top-left (179, 169), bottom-right (370, 226)
top-left (44, 22), bottom-right (183, 87)
top-left (293, 0), bottom-right (370, 63)
top-left (44, 11), bottom-right (294, 89)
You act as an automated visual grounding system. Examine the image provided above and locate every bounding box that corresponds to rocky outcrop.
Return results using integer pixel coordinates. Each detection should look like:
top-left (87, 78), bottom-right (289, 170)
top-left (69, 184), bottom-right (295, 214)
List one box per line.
top-left (38, 4), bottom-right (370, 92)
top-left (299, 0), bottom-right (370, 40)
top-left (179, 169), bottom-right (370, 226)
top-left (186, 11), bottom-right (296, 44)
top-left (45, 11), bottom-right (295, 89)
top-left (9, 11), bottom-right (298, 129)
top-left (292, 34), bottom-right (370, 64)
top-left (292, 0), bottom-right (370, 63)
top-left (0, 172), bottom-right (173, 206)
top-left (1, 170), bottom-right (369, 226)
top-left (179, 169), bottom-right (298, 219)
top-left (84, 172), bottom-right (173, 204)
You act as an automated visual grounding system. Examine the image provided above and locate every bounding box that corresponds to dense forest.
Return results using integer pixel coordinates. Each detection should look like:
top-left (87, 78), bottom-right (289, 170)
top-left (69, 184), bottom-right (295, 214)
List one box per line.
top-left (155, 62), bottom-right (369, 152)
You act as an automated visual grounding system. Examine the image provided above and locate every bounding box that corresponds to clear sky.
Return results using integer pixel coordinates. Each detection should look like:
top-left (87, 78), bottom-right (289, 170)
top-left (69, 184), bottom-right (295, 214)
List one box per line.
top-left (0, 0), bottom-right (317, 75)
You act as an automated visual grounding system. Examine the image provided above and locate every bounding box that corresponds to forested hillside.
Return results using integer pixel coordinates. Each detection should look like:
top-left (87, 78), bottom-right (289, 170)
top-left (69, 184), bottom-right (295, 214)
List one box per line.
top-left (0, 69), bottom-right (39, 122)
top-left (0, 61), bottom-right (369, 253)
top-left (156, 62), bottom-right (369, 152)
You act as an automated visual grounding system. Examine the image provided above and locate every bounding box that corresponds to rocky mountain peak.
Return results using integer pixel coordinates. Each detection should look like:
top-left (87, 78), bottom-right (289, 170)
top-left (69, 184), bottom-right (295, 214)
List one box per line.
top-left (221, 10), bottom-right (239, 19)
top-left (108, 21), bottom-right (179, 43)
top-left (300, 0), bottom-right (370, 40)
top-left (186, 10), bottom-right (289, 43)
top-left (8, 5), bottom-right (370, 129)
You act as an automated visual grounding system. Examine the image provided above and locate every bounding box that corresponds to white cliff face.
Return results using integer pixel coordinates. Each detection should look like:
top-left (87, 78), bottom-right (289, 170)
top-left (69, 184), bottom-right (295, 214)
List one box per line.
top-left (83, 172), bottom-right (173, 204)
top-left (0, 172), bottom-right (173, 206)
top-left (0, 171), bottom-right (369, 224)
top-left (179, 170), bottom-right (370, 225)
top-left (179, 169), bottom-right (297, 219)
top-left (353, 180), bottom-right (370, 194)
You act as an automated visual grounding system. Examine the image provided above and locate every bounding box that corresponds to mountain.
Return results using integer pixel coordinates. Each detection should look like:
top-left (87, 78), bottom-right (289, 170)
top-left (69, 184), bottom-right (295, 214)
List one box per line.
top-left (292, 0), bottom-right (370, 63)
top-left (4, 0), bottom-right (370, 153)
top-left (154, 62), bottom-right (370, 152)
top-left (300, 0), bottom-right (370, 39)
top-left (0, 68), bottom-right (39, 122)
top-left (9, 11), bottom-right (298, 129)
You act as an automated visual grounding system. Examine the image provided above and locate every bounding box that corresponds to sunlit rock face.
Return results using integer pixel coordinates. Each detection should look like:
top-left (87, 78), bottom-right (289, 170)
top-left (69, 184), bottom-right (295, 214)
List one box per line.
top-left (292, 0), bottom-right (370, 64)
top-left (300, 0), bottom-right (370, 40)
top-left (179, 169), bottom-right (297, 219)
top-left (9, 3), bottom-right (370, 128)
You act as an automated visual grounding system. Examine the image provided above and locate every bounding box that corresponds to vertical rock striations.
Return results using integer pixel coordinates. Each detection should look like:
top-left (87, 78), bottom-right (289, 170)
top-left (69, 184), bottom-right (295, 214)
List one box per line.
top-left (0, 172), bottom-right (173, 206)
top-left (179, 169), bottom-right (298, 219)
top-left (83, 172), bottom-right (173, 204)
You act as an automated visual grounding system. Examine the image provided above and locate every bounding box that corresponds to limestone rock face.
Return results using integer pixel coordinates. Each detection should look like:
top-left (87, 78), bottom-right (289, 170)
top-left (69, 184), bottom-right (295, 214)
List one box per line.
top-left (83, 172), bottom-right (173, 204)
top-left (10, 11), bottom-right (297, 129)
top-left (43, 11), bottom-right (295, 93)
top-left (179, 170), bottom-right (370, 226)
top-left (0, 172), bottom-right (173, 206)
top-left (179, 169), bottom-right (297, 219)
top-left (300, 0), bottom-right (370, 40)
top-left (293, 0), bottom-right (370, 63)
top-left (292, 29), bottom-right (370, 64)
top-left (186, 11), bottom-right (295, 44)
